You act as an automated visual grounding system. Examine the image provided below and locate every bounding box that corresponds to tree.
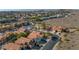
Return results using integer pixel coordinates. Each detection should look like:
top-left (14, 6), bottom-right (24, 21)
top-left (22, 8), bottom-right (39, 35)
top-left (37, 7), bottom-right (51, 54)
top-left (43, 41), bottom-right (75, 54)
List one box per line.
top-left (43, 32), bottom-right (52, 39)
top-left (41, 22), bottom-right (47, 29)
top-left (6, 33), bottom-right (17, 42)
top-left (17, 32), bottom-right (30, 39)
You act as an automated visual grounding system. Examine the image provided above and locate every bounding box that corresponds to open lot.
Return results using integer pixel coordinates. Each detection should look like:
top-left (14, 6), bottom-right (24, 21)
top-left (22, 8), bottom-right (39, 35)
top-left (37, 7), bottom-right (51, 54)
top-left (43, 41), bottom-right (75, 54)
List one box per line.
top-left (44, 10), bottom-right (79, 50)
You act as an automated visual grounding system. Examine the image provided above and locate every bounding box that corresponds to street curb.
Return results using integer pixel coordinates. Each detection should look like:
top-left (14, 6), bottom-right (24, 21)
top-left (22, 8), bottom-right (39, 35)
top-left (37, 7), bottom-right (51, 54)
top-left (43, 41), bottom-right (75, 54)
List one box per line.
top-left (52, 41), bottom-right (60, 50)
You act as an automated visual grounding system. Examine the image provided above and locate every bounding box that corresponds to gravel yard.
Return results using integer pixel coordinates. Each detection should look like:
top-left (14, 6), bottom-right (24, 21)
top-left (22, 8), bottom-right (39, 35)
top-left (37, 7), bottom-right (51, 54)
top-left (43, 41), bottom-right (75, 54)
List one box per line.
top-left (44, 10), bottom-right (79, 50)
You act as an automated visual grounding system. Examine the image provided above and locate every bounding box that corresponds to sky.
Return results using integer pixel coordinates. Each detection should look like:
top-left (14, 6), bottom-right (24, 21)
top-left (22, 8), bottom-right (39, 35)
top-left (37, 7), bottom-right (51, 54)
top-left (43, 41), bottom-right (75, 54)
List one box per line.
top-left (0, 0), bottom-right (79, 9)
top-left (0, 9), bottom-right (36, 11)
top-left (0, 9), bottom-right (58, 11)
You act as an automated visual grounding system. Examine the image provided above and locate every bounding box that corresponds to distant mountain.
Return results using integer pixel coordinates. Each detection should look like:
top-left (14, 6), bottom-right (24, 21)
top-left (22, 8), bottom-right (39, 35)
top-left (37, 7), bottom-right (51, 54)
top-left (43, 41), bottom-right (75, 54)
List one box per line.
top-left (0, 9), bottom-right (58, 12)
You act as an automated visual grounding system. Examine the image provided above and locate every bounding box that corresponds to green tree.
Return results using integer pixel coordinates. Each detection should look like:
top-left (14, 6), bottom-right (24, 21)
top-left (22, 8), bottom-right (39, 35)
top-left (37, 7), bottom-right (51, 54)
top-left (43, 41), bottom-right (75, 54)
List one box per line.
top-left (17, 32), bottom-right (30, 39)
top-left (6, 33), bottom-right (17, 43)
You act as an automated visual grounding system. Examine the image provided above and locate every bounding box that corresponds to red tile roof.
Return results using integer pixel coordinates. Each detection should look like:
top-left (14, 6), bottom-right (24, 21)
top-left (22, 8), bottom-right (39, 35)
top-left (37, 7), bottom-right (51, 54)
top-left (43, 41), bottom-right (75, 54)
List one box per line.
top-left (27, 31), bottom-right (43, 40)
top-left (15, 27), bottom-right (26, 34)
top-left (2, 43), bottom-right (21, 50)
top-left (18, 27), bottom-right (26, 32)
top-left (0, 35), bottom-right (4, 41)
top-left (15, 37), bottom-right (30, 45)
top-left (49, 26), bottom-right (63, 31)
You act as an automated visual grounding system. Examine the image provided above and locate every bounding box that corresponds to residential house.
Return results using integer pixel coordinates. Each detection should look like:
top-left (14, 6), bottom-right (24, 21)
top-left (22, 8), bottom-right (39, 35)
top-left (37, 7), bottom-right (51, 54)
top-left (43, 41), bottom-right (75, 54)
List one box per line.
top-left (27, 31), bottom-right (44, 40)
top-left (0, 35), bottom-right (4, 42)
top-left (2, 43), bottom-right (21, 50)
top-left (14, 27), bottom-right (26, 34)
top-left (48, 26), bottom-right (63, 32)
top-left (15, 37), bottom-right (30, 45)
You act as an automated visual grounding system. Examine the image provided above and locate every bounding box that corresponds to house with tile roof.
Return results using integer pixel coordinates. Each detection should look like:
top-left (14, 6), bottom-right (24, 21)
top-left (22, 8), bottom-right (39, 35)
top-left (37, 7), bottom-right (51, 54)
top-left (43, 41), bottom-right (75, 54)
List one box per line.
top-left (27, 31), bottom-right (44, 40)
top-left (0, 35), bottom-right (4, 42)
top-left (15, 37), bottom-right (30, 45)
top-left (48, 26), bottom-right (63, 32)
top-left (2, 43), bottom-right (22, 50)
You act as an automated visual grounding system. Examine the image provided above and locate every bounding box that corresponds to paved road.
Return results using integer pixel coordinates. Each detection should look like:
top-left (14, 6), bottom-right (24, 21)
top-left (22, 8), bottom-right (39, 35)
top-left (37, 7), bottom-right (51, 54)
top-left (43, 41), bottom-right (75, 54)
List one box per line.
top-left (41, 35), bottom-right (60, 50)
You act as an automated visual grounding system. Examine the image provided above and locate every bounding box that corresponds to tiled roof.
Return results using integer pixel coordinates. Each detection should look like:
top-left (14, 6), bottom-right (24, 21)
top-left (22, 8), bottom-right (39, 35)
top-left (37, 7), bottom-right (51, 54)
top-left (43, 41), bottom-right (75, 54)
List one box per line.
top-left (2, 43), bottom-right (21, 50)
top-left (0, 35), bottom-right (4, 41)
top-left (15, 37), bottom-right (30, 45)
top-left (49, 26), bottom-right (63, 31)
top-left (27, 31), bottom-right (43, 40)
top-left (18, 27), bottom-right (26, 32)
top-left (15, 27), bottom-right (26, 34)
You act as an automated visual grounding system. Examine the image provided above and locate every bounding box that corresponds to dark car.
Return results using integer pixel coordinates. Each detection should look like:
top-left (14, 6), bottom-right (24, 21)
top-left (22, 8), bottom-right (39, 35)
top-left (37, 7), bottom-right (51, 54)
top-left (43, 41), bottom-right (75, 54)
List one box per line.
top-left (51, 35), bottom-right (60, 41)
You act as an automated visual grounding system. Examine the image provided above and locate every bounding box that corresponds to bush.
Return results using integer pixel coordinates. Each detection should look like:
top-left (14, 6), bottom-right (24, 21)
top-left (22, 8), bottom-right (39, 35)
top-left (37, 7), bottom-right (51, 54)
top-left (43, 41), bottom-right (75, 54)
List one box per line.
top-left (43, 32), bottom-right (52, 38)
top-left (6, 33), bottom-right (17, 42)
top-left (17, 32), bottom-right (30, 39)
